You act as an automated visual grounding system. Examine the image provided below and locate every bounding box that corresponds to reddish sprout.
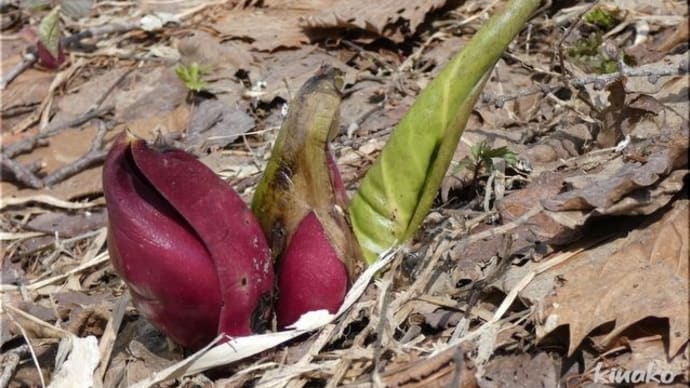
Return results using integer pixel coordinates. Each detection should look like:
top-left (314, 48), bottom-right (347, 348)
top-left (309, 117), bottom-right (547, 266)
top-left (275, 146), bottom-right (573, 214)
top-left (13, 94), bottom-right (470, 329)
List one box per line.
top-left (103, 132), bottom-right (274, 348)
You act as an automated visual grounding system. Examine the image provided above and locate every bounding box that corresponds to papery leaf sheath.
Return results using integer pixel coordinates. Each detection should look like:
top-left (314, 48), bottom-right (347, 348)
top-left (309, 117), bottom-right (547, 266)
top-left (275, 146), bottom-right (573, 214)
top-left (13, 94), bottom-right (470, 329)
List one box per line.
top-left (251, 65), bottom-right (360, 277)
top-left (131, 140), bottom-right (274, 336)
top-left (104, 134), bottom-right (222, 348)
top-left (349, 0), bottom-right (541, 264)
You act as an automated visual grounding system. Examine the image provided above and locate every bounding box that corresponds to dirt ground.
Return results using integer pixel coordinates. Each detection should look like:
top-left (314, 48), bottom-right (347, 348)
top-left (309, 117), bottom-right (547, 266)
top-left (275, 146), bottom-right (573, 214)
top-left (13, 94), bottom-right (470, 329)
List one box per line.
top-left (1, 0), bottom-right (688, 387)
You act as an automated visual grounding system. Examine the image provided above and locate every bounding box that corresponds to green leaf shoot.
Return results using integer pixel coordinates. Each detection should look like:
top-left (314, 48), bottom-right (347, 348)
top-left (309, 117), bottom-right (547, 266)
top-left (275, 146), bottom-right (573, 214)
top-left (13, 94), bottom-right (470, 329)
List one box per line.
top-left (175, 62), bottom-right (209, 93)
top-left (348, 0), bottom-right (541, 264)
top-left (38, 6), bottom-right (61, 58)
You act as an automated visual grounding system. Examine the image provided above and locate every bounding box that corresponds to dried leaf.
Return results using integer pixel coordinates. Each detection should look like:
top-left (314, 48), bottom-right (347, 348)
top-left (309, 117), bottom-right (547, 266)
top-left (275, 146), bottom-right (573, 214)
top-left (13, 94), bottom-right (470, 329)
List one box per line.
top-left (252, 46), bottom-right (355, 102)
top-left (61, 0), bottom-right (94, 18)
top-left (49, 336), bottom-right (100, 388)
top-left (615, 337), bottom-right (689, 378)
top-left (185, 99), bottom-right (255, 154)
top-left (1, 124), bottom-right (115, 200)
top-left (114, 68), bottom-right (188, 123)
top-left (300, 0), bottom-right (449, 43)
top-left (179, 30), bottom-right (252, 68)
top-left (543, 130), bottom-right (688, 212)
top-left (536, 199), bottom-right (689, 357)
top-left (480, 353), bottom-right (559, 388)
top-left (50, 68), bottom-right (131, 126)
top-left (497, 172), bottom-right (573, 243)
top-left (212, 5), bottom-right (318, 51)
top-left (0, 57), bottom-right (54, 119)
top-left (25, 210), bottom-right (106, 237)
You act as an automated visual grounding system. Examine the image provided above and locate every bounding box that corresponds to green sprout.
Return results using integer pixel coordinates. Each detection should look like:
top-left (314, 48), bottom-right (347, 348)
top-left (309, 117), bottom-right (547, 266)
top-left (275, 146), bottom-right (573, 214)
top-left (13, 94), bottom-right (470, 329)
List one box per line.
top-left (567, 33), bottom-right (636, 74)
top-left (584, 7), bottom-right (621, 30)
top-left (175, 62), bottom-right (208, 93)
top-left (455, 141), bottom-right (518, 185)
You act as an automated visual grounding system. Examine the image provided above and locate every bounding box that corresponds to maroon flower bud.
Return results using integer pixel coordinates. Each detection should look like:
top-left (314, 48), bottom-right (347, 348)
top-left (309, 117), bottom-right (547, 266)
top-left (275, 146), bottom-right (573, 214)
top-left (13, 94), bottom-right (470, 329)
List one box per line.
top-left (103, 132), bottom-right (274, 349)
top-left (275, 211), bottom-right (349, 328)
top-left (36, 40), bottom-right (65, 69)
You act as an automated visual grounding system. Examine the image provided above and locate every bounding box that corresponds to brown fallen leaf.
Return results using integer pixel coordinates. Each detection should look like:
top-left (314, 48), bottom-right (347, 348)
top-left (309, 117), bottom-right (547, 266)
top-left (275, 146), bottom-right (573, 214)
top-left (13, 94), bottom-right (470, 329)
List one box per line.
top-left (215, 0), bottom-right (450, 51)
top-left (381, 343), bottom-right (478, 388)
top-left (138, 0), bottom-right (207, 14)
top-left (0, 124), bottom-right (115, 200)
top-left (49, 68), bottom-right (132, 127)
top-left (536, 198), bottom-right (689, 357)
top-left (212, 3), bottom-right (322, 52)
top-left (104, 317), bottom-right (182, 387)
top-left (497, 171), bottom-right (576, 244)
top-left (543, 129), bottom-right (688, 212)
top-left (25, 210), bottom-right (107, 238)
top-left (300, 0), bottom-right (449, 43)
top-left (626, 20), bottom-right (689, 65)
top-left (252, 46), bottom-right (355, 103)
top-left (568, 334), bottom-right (689, 386)
top-left (176, 30), bottom-right (256, 100)
top-left (0, 56), bottom-right (54, 127)
top-left (114, 67), bottom-right (188, 123)
top-left (479, 352), bottom-right (560, 388)
top-left (121, 104), bottom-right (190, 141)
top-left (617, 336), bottom-right (688, 378)
top-left (184, 99), bottom-right (255, 154)
top-left (339, 80), bottom-right (401, 137)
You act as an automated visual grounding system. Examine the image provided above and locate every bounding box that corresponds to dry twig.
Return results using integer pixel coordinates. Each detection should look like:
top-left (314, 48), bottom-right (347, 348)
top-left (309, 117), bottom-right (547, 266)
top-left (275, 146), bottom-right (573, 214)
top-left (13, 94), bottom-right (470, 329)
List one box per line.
top-left (1, 119), bottom-right (111, 189)
top-left (480, 60), bottom-right (689, 108)
top-left (0, 345), bottom-right (29, 388)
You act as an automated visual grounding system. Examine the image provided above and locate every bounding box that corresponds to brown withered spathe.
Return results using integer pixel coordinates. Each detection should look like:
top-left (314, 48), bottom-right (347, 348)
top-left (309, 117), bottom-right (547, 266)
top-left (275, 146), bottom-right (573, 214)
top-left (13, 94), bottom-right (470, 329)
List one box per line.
top-left (252, 66), bottom-right (362, 327)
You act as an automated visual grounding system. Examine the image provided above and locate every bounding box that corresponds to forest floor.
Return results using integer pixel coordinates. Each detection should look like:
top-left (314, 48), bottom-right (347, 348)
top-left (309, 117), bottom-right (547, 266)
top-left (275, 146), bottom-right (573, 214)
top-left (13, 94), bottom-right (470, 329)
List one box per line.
top-left (1, 0), bottom-right (688, 387)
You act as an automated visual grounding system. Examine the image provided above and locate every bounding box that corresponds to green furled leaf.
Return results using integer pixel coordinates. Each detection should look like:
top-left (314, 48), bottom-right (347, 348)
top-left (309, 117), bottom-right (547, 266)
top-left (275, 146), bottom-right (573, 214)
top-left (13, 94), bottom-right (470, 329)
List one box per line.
top-left (349, 0), bottom-right (541, 264)
top-left (38, 6), bottom-right (61, 58)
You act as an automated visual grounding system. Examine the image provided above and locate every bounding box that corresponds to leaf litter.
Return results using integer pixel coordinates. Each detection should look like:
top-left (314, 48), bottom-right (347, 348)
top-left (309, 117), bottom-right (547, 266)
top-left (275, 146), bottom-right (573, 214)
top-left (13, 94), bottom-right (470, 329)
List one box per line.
top-left (1, 0), bottom-right (688, 387)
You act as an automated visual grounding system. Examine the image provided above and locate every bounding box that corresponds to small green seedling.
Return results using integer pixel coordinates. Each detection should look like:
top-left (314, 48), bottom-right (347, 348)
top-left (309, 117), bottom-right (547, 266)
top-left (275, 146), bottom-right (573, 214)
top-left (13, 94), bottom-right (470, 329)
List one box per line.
top-left (455, 141), bottom-right (518, 185)
top-left (175, 62), bottom-right (209, 93)
top-left (584, 7), bottom-right (620, 30)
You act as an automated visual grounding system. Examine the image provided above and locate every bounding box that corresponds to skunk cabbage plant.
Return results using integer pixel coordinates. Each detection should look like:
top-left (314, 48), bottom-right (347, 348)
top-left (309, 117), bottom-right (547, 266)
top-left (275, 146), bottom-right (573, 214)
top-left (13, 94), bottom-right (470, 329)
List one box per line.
top-left (103, 0), bottom-right (541, 349)
top-left (103, 133), bottom-right (274, 349)
top-left (36, 7), bottom-right (65, 69)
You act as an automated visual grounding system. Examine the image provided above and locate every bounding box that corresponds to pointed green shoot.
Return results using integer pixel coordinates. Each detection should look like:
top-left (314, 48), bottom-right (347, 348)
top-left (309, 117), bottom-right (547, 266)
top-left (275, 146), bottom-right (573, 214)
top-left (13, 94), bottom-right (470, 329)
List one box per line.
top-left (38, 6), bottom-right (61, 58)
top-left (349, 0), bottom-right (541, 264)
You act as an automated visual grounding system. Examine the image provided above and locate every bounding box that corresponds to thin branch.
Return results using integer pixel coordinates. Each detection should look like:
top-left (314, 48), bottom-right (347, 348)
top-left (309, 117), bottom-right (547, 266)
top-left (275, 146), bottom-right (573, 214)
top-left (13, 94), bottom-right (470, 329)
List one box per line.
top-left (41, 104), bottom-right (114, 136)
top-left (1, 104), bottom-right (112, 163)
top-left (0, 153), bottom-right (44, 189)
top-left (62, 21), bottom-right (140, 49)
top-left (43, 121), bottom-right (109, 187)
top-left (0, 52), bottom-right (38, 90)
top-left (0, 345), bottom-right (30, 388)
top-left (555, 1), bottom-right (600, 76)
top-left (480, 60), bottom-right (689, 108)
top-left (1, 120), bottom-right (111, 189)
top-left (3, 138), bottom-right (49, 159)
top-left (89, 68), bottom-right (135, 113)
